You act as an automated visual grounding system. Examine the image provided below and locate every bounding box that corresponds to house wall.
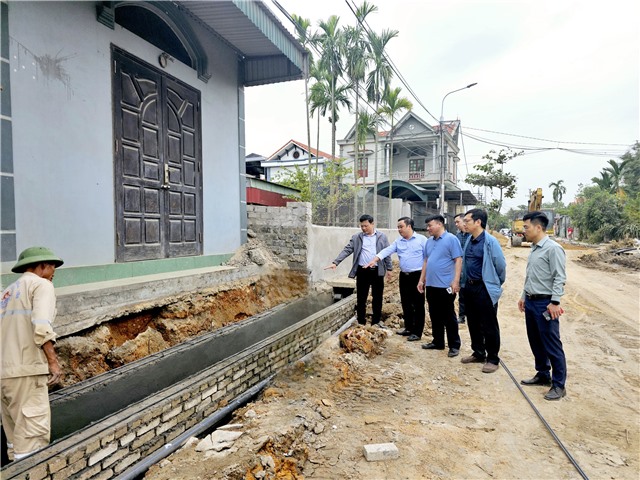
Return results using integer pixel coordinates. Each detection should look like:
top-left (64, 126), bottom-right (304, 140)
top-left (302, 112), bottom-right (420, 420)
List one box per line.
top-left (6, 1), bottom-right (242, 273)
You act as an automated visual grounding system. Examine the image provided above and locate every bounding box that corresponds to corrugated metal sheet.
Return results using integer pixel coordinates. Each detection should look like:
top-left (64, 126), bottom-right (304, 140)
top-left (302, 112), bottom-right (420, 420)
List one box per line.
top-left (177, 0), bottom-right (304, 86)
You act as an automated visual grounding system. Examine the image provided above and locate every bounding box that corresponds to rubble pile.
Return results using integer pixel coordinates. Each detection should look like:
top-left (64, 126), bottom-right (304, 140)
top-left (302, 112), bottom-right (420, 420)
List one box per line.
top-left (338, 325), bottom-right (389, 357)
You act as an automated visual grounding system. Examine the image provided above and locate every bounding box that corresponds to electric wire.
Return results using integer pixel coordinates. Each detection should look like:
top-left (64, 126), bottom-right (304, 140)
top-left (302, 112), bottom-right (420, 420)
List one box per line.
top-left (500, 359), bottom-right (590, 480)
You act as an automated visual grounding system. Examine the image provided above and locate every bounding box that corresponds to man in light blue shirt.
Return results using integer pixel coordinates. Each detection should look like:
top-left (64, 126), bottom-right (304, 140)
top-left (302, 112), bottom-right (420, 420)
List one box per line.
top-left (368, 217), bottom-right (427, 341)
top-left (418, 215), bottom-right (463, 357)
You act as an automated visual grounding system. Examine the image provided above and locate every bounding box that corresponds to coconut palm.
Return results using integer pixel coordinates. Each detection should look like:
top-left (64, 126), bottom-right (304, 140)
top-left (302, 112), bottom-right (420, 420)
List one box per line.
top-left (379, 86), bottom-right (412, 226)
top-left (548, 179), bottom-right (567, 203)
top-left (365, 28), bottom-right (398, 219)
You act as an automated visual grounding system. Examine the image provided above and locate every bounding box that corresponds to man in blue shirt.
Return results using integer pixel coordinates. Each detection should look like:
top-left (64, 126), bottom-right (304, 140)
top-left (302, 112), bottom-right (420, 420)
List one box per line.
top-left (460, 209), bottom-right (507, 373)
top-left (419, 215), bottom-right (463, 357)
top-left (367, 217), bottom-right (427, 341)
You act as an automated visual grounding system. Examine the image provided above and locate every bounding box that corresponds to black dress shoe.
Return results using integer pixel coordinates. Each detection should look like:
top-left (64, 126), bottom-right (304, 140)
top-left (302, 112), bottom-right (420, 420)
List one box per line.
top-left (520, 374), bottom-right (551, 386)
top-left (447, 348), bottom-right (460, 357)
top-left (544, 386), bottom-right (566, 401)
top-left (407, 334), bottom-right (421, 341)
top-left (421, 342), bottom-right (444, 350)
top-left (396, 329), bottom-right (411, 336)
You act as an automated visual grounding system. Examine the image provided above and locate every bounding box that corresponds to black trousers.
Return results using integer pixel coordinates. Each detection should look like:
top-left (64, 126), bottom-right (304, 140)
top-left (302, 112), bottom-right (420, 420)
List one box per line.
top-left (463, 281), bottom-right (501, 364)
top-left (426, 286), bottom-right (461, 349)
top-left (399, 271), bottom-right (425, 337)
top-left (458, 288), bottom-right (466, 317)
top-left (355, 266), bottom-right (384, 325)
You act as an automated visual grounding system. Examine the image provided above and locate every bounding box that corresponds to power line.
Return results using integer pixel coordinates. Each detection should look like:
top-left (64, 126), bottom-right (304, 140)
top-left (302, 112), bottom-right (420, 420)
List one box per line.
top-left (463, 126), bottom-right (633, 147)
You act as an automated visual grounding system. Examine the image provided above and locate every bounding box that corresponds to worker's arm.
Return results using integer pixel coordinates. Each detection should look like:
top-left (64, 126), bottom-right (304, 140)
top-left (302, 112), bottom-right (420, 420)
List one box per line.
top-left (42, 341), bottom-right (61, 385)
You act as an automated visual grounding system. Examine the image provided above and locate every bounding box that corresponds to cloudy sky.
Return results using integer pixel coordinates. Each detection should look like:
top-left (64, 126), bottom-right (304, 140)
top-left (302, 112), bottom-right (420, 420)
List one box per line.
top-left (245, 0), bottom-right (639, 210)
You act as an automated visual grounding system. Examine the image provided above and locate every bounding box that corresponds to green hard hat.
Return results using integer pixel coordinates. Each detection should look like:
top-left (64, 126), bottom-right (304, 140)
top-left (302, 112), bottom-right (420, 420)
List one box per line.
top-left (11, 246), bottom-right (64, 273)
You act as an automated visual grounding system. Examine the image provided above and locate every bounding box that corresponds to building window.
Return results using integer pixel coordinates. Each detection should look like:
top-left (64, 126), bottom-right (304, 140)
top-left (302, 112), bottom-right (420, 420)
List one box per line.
top-left (357, 157), bottom-right (368, 178)
top-left (409, 158), bottom-right (425, 180)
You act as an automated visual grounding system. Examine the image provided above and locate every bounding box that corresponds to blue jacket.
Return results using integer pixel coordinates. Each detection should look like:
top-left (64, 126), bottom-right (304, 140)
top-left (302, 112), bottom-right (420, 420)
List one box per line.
top-left (460, 232), bottom-right (506, 305)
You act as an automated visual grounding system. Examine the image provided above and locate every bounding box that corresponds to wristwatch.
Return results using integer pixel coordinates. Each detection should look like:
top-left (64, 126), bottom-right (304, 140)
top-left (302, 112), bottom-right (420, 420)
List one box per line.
top-left (550, 300), bottom-right (560, 305)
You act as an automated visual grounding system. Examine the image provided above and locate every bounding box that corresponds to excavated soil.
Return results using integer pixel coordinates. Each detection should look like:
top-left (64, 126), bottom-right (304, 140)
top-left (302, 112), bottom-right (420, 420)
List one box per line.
top-left (54, 239), bottom-right (311, 389)
top-left (145, 241), bottom-right (640, 480)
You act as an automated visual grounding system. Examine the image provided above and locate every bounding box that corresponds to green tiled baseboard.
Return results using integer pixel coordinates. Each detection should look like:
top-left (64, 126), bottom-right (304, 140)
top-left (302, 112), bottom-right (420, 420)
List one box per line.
top-left (1, 253), bottom-right (233, 289)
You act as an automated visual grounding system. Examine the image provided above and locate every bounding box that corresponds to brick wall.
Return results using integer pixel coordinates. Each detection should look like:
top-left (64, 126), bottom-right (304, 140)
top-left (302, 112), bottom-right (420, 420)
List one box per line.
top-left (247, 202), bottom-right (311, 270)
top-left (2, 295), bottom-right (356, 480)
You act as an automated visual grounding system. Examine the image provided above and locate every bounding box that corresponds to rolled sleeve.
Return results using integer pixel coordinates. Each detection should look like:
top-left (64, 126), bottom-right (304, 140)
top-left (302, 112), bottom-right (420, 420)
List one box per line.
top-left (549, 246), bottom-right (567, 302)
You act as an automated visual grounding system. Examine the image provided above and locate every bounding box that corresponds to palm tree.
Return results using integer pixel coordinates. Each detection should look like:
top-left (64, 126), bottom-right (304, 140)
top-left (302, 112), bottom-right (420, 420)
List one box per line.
top-left (365, 28), bottom-right (398, 219)
top-left (548, 179), bottom-right (567, 203)
top-left (291, 14), bottom-right (316, 191)
top-left (603, 158), bottom-right (629, 194)
top-left (379, 86), bottom-right (412, 226)
top-left (309, 68), bottom-right (351, 224)
top-left (592, 171), bottom-right (614, 192)
top-left (343, 2), bottom-right (377, 223)
top-left (317, 15), bottom-right (344, 164)
top-left (309, 63), bottom-right (329, 177)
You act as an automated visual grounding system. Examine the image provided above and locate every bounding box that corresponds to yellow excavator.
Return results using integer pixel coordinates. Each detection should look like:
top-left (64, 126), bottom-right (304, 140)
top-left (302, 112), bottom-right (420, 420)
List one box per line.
top-left (511, 188), bottom-right (555, 247)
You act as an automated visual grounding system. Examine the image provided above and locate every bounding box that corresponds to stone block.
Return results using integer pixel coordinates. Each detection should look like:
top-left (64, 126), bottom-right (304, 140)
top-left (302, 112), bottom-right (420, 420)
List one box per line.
top-left (88, 441), bottom-right (118, 466)
top-left (48, 455), bottom-right (67, 474)
top-left (120, 431), bottom-right (136, 446)
top-left (362, 443), bottom-right (399, 461)
top-left (162, 406), bottom-right (182, 422)
top-left (113, 452), bottom-right (141, 474)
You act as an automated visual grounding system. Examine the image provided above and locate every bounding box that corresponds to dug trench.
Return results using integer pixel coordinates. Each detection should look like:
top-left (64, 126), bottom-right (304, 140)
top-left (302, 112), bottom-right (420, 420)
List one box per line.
top-left (53, 268), bottom-right (310, 390)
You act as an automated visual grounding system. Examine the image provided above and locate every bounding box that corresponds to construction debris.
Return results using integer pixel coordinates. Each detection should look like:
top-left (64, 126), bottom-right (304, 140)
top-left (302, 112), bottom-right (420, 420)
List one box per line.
top-left (338, 325), bottom-right (389, 357)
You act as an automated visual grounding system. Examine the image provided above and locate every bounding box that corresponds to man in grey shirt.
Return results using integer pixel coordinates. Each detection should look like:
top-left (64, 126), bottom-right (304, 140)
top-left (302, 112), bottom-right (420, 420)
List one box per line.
top-left (326, 214), bottom-right (392, 326)
top-left (517, 211), bottom-right (568, 401)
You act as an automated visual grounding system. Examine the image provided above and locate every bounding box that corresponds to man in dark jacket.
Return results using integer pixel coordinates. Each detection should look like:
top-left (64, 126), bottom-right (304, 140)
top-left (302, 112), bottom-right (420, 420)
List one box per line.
top-left (326, 214), bottom-right (392, 325)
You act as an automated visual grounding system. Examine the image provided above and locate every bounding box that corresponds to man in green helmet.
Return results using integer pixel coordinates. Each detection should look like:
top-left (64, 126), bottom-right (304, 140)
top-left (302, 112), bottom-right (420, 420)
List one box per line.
top-left (1, 247), bottom-right (64, 461)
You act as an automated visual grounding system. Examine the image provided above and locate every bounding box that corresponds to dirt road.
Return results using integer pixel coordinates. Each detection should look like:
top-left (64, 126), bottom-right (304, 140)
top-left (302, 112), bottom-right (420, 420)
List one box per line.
top-left (146, 243), bottom-right (639, 480)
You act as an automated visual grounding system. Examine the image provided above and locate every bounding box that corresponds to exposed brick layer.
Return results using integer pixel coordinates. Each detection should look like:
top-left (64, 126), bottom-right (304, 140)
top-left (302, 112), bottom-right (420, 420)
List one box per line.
top-left (2, 296), bottom-right (356, 480)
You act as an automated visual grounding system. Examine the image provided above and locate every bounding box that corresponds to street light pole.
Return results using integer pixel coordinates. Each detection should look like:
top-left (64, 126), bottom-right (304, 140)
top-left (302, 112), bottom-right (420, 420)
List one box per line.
top-left (439, 82), bottom-right (477, 216)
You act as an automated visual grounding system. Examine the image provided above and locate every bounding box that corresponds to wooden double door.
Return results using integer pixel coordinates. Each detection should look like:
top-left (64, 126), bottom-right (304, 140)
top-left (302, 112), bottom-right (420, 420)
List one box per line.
top-left (113, 47), bottom-right (202, 262)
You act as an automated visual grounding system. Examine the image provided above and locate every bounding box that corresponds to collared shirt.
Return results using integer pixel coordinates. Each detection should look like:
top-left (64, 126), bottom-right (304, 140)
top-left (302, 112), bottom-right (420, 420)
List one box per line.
top-left (377, 232), bottom-right (428, 272)
top-left (522, 235), bottom-right (566, 302)
top-left (1, 272), bottom-right (58, 379)
top-left (358, 231), bottom-right (378, 266)
top-left (455, 231), bottom-right (470, 248)
top-left (465, 231), bottom-right (485, 280)
top-left (424, 231), bottom-right (463, 288)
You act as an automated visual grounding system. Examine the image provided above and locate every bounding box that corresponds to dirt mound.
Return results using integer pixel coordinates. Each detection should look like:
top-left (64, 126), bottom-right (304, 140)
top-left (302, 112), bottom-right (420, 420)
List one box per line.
top-left (339, 325), bottom-right (388, 357)
top-left (577, 243), bottom-right (640, 271)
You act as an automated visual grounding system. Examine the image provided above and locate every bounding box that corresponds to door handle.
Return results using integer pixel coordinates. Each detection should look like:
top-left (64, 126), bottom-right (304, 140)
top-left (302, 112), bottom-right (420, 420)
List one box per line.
top-left (162, 164), bottom-right (171, 189)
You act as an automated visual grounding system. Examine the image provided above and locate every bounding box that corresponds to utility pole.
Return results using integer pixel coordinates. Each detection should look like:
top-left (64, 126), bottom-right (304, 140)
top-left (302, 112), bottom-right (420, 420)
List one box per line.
top-left (439, 83), bottom-right (477, 216)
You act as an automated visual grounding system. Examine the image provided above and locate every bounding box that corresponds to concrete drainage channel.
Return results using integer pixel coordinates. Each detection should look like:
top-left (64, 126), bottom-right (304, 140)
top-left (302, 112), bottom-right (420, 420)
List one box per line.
top-left (1, 293), bottom-right (356, 480)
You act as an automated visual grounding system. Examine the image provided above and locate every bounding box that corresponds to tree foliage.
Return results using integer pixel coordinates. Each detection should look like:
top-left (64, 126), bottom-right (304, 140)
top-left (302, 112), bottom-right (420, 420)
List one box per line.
top-left (273, 160), bottom-right (354, 225)
top-left (569, 142), bottom-right (640, 241)
top-left (465, 149), bottom-right (522, 213)
top-left (548, 179), bottom-right (567, 203)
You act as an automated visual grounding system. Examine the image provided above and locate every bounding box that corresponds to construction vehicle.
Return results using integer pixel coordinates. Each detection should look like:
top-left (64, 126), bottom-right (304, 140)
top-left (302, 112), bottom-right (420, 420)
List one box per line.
top-left (511, 188), bottom-right (555, 247)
